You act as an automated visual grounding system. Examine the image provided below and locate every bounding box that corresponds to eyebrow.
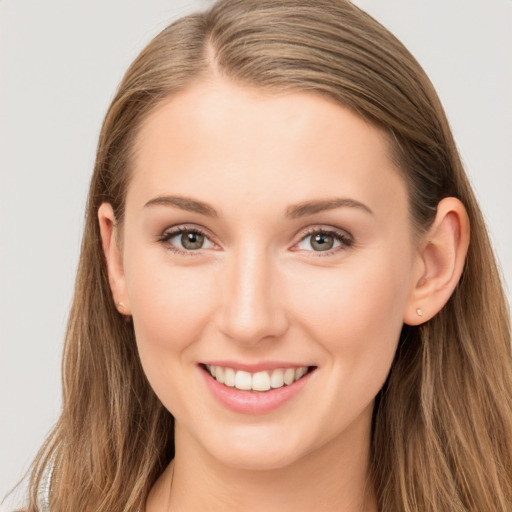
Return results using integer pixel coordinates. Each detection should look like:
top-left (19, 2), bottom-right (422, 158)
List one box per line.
top-left (144, 195), bottom-right (373, 218)
top-left (144, 195), bottom-right (218, 217)
top-left (285, 198), bottom-right (374, 218)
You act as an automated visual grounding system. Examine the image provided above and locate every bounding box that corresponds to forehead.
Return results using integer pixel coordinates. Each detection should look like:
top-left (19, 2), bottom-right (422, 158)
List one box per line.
top-left (128, 79), bottom-right (407, 222)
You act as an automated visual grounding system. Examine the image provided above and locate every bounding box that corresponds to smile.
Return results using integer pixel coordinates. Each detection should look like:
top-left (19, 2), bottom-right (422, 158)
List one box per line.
top-left (200, 363), bottom-right (316, 414)
top-left (205, 364), bottom-right (310, 392)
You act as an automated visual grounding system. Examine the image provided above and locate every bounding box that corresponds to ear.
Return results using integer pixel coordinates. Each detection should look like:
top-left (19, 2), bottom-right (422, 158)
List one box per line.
top-left (404, 197), bottom-right (470, 325)
top-left (98, 203), bottom-right (131, 316)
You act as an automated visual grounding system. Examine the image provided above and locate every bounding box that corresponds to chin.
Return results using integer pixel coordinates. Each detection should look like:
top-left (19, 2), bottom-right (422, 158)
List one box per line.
top-left (194, 421), bottom-right (314, 471)
top-left (209, 444), bottom-right (305, 471)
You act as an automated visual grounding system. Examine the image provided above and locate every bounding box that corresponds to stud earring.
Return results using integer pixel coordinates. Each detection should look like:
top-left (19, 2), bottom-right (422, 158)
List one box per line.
top-left (117, 302), bottom-right (130, 314)
top-left (416, 308), bottom-right (423, 317)
top-left (116, 302), bottom-right (132, 321)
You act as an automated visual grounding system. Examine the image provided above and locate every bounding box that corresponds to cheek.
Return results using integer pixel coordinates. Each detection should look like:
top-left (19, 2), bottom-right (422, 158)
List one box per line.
top-left (290, 252), bottom-right (410, 374)
top-left (123, 247), bottom-right (217, 373)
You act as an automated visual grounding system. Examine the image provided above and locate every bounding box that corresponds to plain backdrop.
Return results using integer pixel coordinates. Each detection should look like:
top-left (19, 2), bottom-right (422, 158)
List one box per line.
top-left (1, 1), bottom-right (511, 509)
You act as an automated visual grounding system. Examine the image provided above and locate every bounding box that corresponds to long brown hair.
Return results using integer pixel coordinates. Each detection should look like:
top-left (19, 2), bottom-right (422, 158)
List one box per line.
top-left (22, 1), bottom-right (512, 510)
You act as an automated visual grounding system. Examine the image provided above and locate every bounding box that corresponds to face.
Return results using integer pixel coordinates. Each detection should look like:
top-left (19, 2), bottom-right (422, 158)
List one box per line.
top-left (105, 79), bottom-right (421, 470)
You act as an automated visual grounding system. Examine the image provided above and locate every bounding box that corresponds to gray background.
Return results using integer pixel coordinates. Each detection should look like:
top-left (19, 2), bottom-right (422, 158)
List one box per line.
top-left (1, 1), bottom-right (511, 509)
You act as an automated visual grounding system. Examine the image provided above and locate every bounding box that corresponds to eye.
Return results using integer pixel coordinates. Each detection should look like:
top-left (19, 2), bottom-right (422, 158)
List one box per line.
top-left (295, 228), bottom-right (353, 255)
top-left (158, 226), bottom-right (216, 255)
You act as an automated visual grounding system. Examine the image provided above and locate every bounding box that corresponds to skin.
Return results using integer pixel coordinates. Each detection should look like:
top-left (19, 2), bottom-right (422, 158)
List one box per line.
top-left (99, 78), bottom-right (469, 511)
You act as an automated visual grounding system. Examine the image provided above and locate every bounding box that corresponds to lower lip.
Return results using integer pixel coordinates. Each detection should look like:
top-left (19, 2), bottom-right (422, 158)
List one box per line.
top-left (200, 366), bottom-right (314, 414)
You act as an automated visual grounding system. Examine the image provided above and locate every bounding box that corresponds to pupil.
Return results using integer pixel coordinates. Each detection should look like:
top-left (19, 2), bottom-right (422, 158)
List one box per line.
top-left (182, 232), bottom-right (204, 250)
top-left (312, 233), bottom-right (333, 251)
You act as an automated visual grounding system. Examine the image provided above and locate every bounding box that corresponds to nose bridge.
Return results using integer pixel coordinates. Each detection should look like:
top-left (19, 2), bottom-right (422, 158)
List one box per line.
top-left (218, 242), bottom-right (288, 344)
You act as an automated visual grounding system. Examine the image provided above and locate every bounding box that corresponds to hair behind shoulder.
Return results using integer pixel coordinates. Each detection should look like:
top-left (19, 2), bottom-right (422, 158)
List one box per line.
top-left (21, 1), bottom-right (512, 511)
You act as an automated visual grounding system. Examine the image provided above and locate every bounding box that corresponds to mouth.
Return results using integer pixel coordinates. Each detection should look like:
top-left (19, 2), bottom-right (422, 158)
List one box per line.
top-left (200, 362), bottom-right (316, 413)
top-left (202, 363), bottom-right (315, 392)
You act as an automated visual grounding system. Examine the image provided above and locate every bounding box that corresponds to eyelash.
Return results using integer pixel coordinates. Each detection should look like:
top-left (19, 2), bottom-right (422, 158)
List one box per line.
top-left (297, 227), bottom-right (354, 257)
top-left (157, 225), bottom-right (354, 258)
top-left (158, 226), bottom-right (214, 257)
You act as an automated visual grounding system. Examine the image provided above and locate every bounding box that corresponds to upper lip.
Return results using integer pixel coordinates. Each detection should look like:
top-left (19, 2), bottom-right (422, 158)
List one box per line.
top-left (201, 361), bottom-right (315, 372)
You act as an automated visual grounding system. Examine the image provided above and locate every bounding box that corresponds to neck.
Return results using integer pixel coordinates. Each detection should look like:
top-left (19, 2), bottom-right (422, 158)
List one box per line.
top-left (147, 414), bottom-right (378, 512)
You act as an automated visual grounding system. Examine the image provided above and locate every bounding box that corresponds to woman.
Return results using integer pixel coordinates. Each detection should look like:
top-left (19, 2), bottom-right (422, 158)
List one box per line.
top-left (20, 0), bottom-right (512, 510)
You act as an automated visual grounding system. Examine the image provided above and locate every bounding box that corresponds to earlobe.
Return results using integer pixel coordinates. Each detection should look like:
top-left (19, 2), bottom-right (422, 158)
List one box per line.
top-left (404, 197), bottom-right (470, 325)
top-left (98, 203), bottom-right (131, 315)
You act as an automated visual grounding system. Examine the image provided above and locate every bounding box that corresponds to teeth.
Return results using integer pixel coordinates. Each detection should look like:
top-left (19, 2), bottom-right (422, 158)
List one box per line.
top-left (214, 366), bottom-right (224, 384)
top-left (206, 364), bottom-right (310, 391)
top-left (252, 371), bottom-right (271, 391)
top-left (295, 366), bottom-right (308, 380)
top-left (224, 367), bottom-right (236, 387)
top-left (283, 368), bottom-right (295, 385)
top-left (270, 369), bottom-right (284, 388)
top-left (235, 370), bottom-right (252, 390)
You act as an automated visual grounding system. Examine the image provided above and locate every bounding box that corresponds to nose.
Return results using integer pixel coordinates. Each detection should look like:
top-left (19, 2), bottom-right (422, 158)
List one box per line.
top-left (216, 244), bottom-right (289, 345)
